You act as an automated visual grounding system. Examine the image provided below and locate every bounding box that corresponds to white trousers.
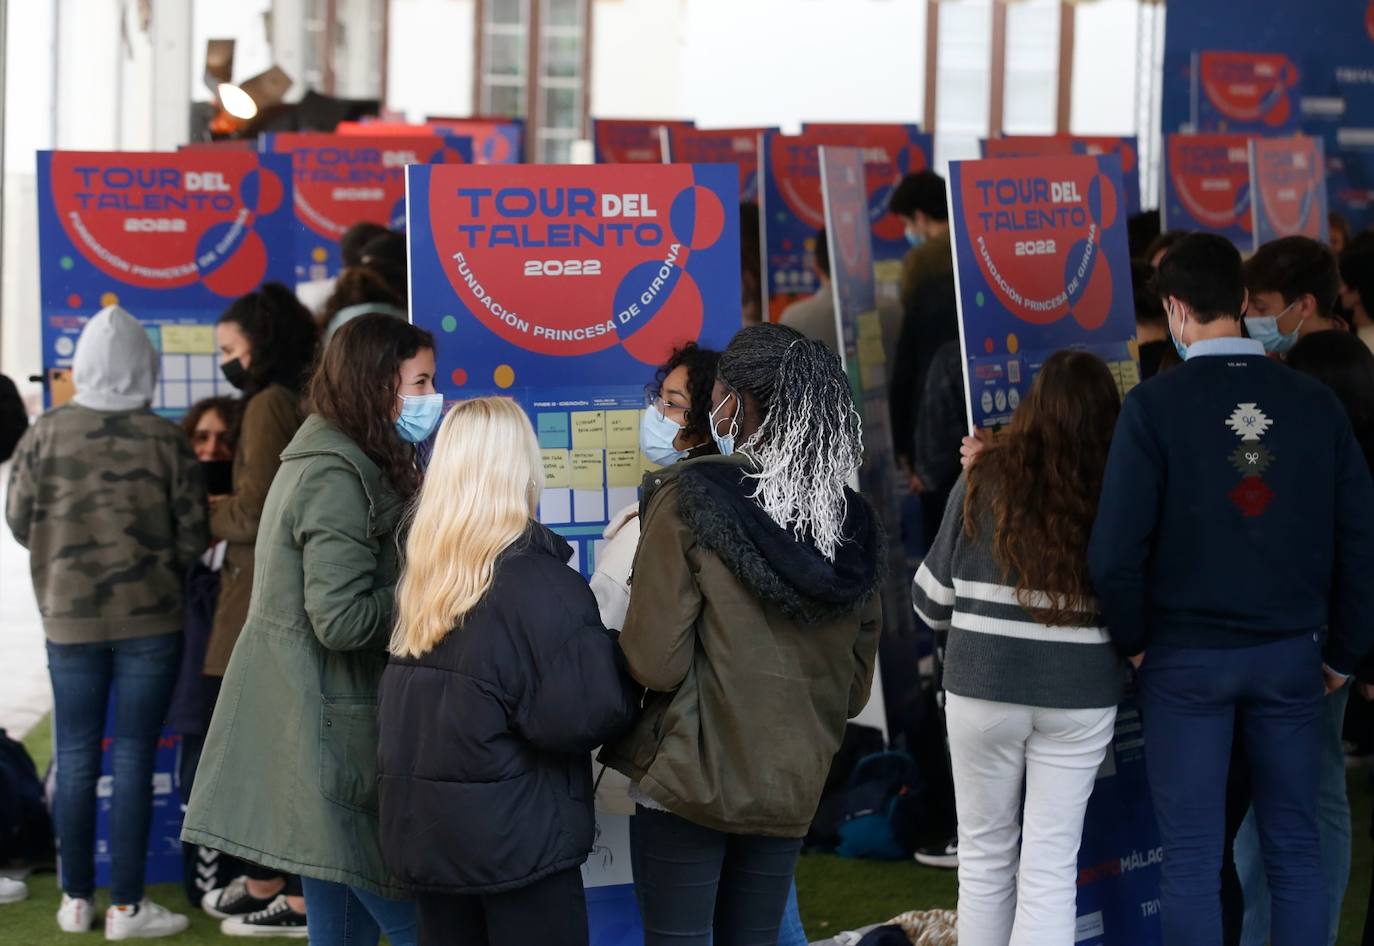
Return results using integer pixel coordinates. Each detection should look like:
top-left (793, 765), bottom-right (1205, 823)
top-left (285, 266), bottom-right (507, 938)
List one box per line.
top-left (945, 693), bottom-right (1117, 946)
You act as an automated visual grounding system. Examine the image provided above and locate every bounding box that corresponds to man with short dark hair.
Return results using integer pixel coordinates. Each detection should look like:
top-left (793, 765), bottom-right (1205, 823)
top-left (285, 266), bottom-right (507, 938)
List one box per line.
top-left (1089, 233), bottom-right (1374, 946)
top-left (1242, 236), bottom-right (1344, 353)
top-left (888, 170), bottom-right (952, 308)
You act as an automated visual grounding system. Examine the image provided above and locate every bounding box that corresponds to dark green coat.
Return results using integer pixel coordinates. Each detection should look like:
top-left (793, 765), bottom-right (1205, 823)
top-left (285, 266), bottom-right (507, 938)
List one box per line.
top-left (182, 415), bottom-right (407, 896)
top-left (600, 456), bottom-right (884, 838)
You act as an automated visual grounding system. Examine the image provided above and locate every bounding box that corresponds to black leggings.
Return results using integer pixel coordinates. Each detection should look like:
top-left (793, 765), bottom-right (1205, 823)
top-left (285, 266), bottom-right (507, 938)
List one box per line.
top-left (416, 867), bottom-right (587, 946)
top-left (630, 806), bottom-right (802, 946)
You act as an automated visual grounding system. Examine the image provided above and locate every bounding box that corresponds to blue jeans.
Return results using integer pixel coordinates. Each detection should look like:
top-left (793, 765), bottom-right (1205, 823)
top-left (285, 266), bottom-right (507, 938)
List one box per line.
top-left (630, 806), bottom-right (805, 946)
top-left (1139, 636), bottom-right (1327, 946)
top-left (1234, 684), bottom-right (1352, 946)
top-left (301, 877), bottom-right (417, 946)
top-left (47, 633), bottom-right (182, 905)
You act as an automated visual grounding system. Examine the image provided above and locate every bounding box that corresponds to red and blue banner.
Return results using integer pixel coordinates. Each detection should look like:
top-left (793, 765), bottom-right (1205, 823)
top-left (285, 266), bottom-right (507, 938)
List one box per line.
top-left (427, 117), bottom-right (525, 164)
top-left (37, 150), bottom-right (296, 410)
top-left (591, 118), bottom-right (692, 163)
top-left (760, 125), bottom-right (933, 315)
top-left (261, 132), bottom-right (472, 282)
top-left (1249, 135), bottom-right (1329, 244)
top-left (1191, 51), bottom-right (1301, 134)
top-left (980, 136), bottom-right (1142, 217)
top-left (947, 154), bottom-right (1137, 432)
top-left (1163, 134), bottom-right (1254, 249)
top-left (406, 162), bottom-right (741, 580)
top-left (664, 127), bottom-right (774, 202)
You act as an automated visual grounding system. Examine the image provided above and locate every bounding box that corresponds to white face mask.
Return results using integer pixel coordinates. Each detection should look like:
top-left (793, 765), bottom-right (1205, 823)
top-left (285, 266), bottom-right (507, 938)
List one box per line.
top-left (708, 393), bottom-right (739, 456)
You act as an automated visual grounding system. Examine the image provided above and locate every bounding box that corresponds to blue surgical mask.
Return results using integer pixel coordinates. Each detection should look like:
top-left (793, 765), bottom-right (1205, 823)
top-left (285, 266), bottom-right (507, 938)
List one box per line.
top-left (394, 393), bottom-right (444, 443)
top-left (905, 225), bottom-right (925, 248)
top-left (1168, 302), bottom-right (1189, 360)
top-left (708, 393), bottom-right (738, 457)
top-left (1244, 301), bottom-right (1302, 354)
top-left (640, 403), bottom-right (687, 466)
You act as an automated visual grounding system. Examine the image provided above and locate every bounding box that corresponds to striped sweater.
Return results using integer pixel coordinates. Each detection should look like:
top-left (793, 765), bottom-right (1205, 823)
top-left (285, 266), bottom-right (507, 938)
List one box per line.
top-left (913, 475), bottom-right (1125, 710)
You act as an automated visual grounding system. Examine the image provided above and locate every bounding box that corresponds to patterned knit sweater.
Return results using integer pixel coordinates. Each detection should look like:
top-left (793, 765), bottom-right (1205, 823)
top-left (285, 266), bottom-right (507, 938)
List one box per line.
top-left (913, 475), bottom-right (1125, 710)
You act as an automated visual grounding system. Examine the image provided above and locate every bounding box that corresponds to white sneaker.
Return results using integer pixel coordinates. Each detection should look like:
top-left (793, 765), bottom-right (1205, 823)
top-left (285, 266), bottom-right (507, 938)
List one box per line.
top-left (57, 894), bottom-right (97, 932)
top-left (105, 900), bottom-right (190, 940)
top-left (0, 877), bottom-right (29, 904)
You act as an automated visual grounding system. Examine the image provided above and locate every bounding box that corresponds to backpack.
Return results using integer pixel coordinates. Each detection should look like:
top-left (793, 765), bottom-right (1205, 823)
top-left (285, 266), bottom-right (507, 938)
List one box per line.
top-left (832, 750), bottom-right (923, 861)
top-left (0, 728), bottom-right (55, 867)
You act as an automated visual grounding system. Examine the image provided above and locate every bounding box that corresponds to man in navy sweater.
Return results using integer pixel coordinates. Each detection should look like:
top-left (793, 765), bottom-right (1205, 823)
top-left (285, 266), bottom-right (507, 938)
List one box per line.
top-left (1089, 233), bottom-right (1374, 946)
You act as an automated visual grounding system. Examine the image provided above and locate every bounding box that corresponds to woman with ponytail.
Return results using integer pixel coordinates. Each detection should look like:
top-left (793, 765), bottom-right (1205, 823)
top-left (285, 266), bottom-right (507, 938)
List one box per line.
top-left (601, 323), bottom-right (885, 946)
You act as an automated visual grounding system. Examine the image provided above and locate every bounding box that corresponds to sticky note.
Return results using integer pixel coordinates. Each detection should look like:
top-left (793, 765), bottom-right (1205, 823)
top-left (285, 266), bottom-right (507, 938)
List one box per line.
top-left (542, 449), bottom-right (570, 489)
top-left (606, 410), bottom-right (639, 448)
top-left (571, 411), bottom-right (606, 448)
top-left (570, 449), bottom-right (605, 489)
top-left (161, 324), bottom-right (217, 355)
top-left (538, 412), bottom-right (570, 450)
top-left (606, 448), bottom-right (641, 488)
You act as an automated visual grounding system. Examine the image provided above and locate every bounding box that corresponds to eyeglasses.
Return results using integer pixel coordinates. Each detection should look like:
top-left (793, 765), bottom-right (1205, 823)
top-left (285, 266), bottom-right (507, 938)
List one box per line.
top-left (646, 391), bottom-right (691, 421)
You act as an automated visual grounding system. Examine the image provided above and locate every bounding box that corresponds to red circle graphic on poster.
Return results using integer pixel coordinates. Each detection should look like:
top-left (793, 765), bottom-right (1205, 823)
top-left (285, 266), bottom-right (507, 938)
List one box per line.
top-left (49, 152), bottom-right (284, 297)
top-left (270, 134), bottom-right (467, 238)
top-left (427, 166), bottom-right (723, 364)
top-left (1168, 135), bottom-right (1253, 232)
top-left (959, 156), bottom-right (1120, 330)
top-left (1199, 52), bottom-right (1300, 128)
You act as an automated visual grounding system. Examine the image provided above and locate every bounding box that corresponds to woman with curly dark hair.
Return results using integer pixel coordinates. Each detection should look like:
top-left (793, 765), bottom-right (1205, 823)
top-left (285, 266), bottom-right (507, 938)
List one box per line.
top-left (912, 349), bottom-right (1127, 945)
top-left (184, 314), bottom-right (437, 946)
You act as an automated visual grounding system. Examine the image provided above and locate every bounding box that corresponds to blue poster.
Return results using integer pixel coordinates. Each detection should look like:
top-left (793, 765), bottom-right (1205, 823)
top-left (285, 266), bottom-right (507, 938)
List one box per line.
top-left (981, 137), bottom-right (1143, 218)
top-left (1075, 695), bottom-right (1164, 946)
top-left (946, 154), bottom-right (1138, 433)
top-left (1162, 0), bottom-right (1374, 229)
top-left (1250, 136), bottom-right (1330, 244)
top-left (1190, 50), bottom-right (1302, 135)
top-left (36, 150), bottom-right (296, 411)
top-left (1162, 134), bottom-right (1254, 250)
top-left (406, 162), bottom-right (741, 578)
top-left (820, 144), bottom-right (914, 697)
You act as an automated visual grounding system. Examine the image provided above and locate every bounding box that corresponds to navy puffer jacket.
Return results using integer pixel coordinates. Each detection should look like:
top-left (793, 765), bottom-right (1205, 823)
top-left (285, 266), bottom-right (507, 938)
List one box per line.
top-left (378, 522), bottom-right (640, 895)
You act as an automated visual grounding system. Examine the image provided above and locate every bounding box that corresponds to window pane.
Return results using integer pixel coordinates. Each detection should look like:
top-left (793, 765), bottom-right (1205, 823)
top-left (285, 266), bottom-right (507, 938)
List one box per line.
top-left (489, 0), bottom-right (526, 27)
top-left (485, 83), bottom-right (526, 118)
top-left (542, 0), bottom-right (582, 29)
top-left (1003, 0), bottom-right (1059, 135)
top-left (542, 34), bottom-right (580, 79)
top-left (540, 135), bottom-right (573, 164)
top-left (541, 86), bottom-right (578, 131)
top-left (488, 32), bottom-right (526, 77)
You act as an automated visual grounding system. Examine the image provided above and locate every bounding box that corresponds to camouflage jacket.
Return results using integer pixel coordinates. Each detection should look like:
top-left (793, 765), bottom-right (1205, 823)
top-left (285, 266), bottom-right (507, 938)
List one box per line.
top-left (5, 404), bottom-right (208, 644)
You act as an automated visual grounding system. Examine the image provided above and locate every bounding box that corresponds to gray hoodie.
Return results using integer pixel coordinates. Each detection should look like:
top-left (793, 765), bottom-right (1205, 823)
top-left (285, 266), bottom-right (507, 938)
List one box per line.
top-left (72, 305), bottom-right (160, 411)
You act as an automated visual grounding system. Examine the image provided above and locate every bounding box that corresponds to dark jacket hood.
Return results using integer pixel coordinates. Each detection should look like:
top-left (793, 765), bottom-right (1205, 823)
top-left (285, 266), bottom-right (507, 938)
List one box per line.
top-left (669, 456), bottom-right (885, 625)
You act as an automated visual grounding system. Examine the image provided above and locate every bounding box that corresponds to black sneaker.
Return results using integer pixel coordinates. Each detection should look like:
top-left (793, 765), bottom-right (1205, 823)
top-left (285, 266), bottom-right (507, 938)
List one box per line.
top-left (914, 838), bottom-right (959, 869)
top-left (220, 896), bottom-right (308, 938)
top-left (201, 876), bottom-right (277, 920)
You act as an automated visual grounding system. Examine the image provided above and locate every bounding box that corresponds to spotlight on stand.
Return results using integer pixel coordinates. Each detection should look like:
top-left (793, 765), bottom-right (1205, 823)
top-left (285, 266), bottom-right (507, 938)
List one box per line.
top-left (202, 39), bottom-right (293, 138)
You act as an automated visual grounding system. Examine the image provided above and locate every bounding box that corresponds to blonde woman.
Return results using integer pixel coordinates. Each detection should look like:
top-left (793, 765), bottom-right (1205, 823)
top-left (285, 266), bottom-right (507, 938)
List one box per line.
top-left (378, 397), bottom-right (639, 946)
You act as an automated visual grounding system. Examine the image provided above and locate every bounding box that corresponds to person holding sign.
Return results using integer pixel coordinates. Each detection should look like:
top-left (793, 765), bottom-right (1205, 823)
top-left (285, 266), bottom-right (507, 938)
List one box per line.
top-left (601, 324), bottom-right (884, 946)
top-left (184, 315), bottom-right (442, 946)
top-left (379, 397), bottom-right (639, 946)
top-left (911, 350), bottom-right (1126, 945)
top-left (1088, 234), bottom-right (1374, 946)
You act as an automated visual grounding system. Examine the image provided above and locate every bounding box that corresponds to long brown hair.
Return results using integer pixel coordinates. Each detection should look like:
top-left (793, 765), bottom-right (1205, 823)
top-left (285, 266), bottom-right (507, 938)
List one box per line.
top-left (964, 350), bottom-right (1121, 626)
top-left (309, 313), bottom-right (434, 500)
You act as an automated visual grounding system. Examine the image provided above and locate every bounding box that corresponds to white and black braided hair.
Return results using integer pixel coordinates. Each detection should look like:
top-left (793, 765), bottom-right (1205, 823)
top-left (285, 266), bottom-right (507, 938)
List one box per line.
top-left (719, 323), bottom-right (864, 561)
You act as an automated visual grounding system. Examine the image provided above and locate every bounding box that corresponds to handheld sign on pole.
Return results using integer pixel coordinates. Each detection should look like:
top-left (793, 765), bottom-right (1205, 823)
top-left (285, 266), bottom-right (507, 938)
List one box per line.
top-left (37, 150), bottom-right (296, 410)
top-left (1162, 133), bottom-right (1254, 249)
top-left (261, 132), bottom-right (472, 283)
top-left (1249, 135), bottom-right (1329, 243)
top-left (946, 154), bottom-right (1138, 435)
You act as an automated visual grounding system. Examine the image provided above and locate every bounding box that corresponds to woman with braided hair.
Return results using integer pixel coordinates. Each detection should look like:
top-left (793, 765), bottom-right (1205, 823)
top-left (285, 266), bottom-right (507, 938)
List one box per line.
top-left (601, 323), bottom-right (884, 946)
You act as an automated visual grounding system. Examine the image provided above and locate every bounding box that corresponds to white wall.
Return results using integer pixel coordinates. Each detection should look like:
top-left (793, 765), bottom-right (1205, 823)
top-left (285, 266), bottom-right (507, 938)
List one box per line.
top-left (387, 0), bottom-right (475, 120)
top-left (591, 0), bottom-right (926, 133)
top-left (1070, 0), bottom-right (1139, 136)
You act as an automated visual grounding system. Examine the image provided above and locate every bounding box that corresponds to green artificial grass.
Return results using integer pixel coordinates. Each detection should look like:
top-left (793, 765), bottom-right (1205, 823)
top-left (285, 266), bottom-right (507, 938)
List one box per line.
top-left (5, 714), bottom-right (1374, 944)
